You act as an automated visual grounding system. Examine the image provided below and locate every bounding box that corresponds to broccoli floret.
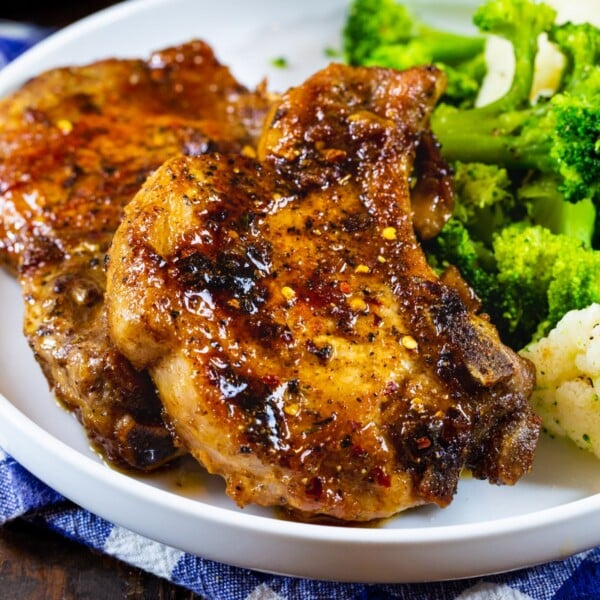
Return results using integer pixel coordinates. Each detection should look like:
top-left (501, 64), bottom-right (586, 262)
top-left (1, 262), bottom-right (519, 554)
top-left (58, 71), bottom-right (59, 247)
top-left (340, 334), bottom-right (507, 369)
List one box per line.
top-left (494, 225), bottom-right (600, 345)
top-left (344, 0), bottom-right (416, 66)
top-left (429, 218), bottom-right (496, 292)
top-left (431, 1), bottom-right (600, 223)
top-left (426, 218), bottom-right (504, 319)
top-left (429, 194), bottom-right (600, 348)
top-left (441, 157), bottom-right (586, 246)
top-left (550, 91), bottom-right (600, 204)
top-left (343, 0), bottom-right (486, 105)
top-left (551, 22), bottom-right (600, 93)
top-left (451, 162), bottom-right (517, 244)
top-left (441, 54), bottom-right (488, 104)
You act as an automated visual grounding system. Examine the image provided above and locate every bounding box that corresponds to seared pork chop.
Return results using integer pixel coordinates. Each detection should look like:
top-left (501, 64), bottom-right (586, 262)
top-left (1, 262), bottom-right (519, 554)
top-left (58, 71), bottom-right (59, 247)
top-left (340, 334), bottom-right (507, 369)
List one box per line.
top-left (107, 64), bottom-right (539, 519)
top-left (0, 41), bottom-right (270, 469)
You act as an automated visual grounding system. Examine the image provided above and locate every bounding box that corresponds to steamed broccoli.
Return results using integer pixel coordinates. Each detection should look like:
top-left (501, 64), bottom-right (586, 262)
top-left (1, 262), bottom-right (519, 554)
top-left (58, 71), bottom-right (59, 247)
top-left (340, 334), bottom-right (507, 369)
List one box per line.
top-left (343, 0), bottom-right (600, 349)
top-left (425, 0), bottom-right (600, 347)
top-left (450, 162), bottom-right (517, 244)
top-left (343, 0), bottom-right (487, 105)
top-left (494, 225), bottom-right (600, 345)
top-left (429, 220), bottom-right (600, 349)
top-left (427, 161), bottom-right (600, 347)
top-left (431, 1), bottom-right (600, 222)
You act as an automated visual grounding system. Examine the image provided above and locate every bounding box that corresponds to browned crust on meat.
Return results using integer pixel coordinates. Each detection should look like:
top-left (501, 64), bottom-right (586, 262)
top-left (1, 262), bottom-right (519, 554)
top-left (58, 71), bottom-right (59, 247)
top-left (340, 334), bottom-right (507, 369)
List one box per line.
top-left (107, 64), bottom-right (539, 519)
top-left (0, 40), bottom-right (271, 470)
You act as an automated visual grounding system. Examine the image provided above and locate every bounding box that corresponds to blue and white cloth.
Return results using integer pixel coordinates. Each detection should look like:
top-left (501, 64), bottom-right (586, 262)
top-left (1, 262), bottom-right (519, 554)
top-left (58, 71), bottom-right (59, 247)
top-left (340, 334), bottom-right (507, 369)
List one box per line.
top-left (0, 20), bottom-right (51, 68)
top-left (2, 447), bottom-right (600, 599)
top-left (2, 21), bottom-right (600, 600)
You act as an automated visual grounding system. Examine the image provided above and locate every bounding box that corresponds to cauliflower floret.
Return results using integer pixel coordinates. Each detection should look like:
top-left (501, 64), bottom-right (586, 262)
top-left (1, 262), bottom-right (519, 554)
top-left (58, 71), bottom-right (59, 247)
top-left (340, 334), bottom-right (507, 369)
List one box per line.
top-left (520, 304), bottom-right (600, 458)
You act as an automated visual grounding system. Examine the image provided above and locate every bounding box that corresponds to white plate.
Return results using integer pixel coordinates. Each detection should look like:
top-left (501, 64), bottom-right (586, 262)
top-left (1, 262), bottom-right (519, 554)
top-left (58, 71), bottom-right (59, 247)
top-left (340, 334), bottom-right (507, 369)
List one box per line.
top-left (1, 0), bottom-right (600, 584)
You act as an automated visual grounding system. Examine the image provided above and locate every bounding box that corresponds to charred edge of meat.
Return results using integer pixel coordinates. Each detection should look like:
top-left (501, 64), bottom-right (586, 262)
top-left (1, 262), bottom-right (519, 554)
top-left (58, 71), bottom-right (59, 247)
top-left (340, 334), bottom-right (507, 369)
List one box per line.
top-left (381, 391), bottom-right (470, 506)
top-left (394, 277), bottom-right (520, 391)
top-left (383, 275), bottom-right (538, 496)
top-left (467, 411), bottom-right (541, 485)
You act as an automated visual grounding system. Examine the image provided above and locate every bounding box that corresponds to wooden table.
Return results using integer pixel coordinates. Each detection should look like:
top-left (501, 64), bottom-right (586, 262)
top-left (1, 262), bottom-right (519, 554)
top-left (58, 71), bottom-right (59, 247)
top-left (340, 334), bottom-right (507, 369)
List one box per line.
top-left (1, 520), bottom-right (200, 599)
top-left (0, 2), bottom-right (205, 597)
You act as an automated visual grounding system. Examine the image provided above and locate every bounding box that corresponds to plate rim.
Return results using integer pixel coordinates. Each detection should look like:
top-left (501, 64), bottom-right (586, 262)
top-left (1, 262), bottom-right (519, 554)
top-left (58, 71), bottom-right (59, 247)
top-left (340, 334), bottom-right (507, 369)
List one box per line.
top-left (3, 387), bottom-right (600, 579)
top-left (3, 387), bottom-right (600, 539)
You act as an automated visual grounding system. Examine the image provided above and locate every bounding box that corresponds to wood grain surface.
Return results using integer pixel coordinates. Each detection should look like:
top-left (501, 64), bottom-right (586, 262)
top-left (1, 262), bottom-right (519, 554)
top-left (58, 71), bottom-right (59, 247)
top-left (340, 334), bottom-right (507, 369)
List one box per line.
top-left (0, 520), bottom-right (203, 599)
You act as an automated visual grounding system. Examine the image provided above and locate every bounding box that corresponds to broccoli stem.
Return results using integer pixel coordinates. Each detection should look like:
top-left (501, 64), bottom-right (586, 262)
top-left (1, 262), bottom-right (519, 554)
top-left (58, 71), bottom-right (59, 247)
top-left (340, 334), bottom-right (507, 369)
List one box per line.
top-left (520, 179), bottom-right (596, 246)
top-left (431, 107), bottom-right (535, 168)
top-left (412, 27), bottom-right (486, 65)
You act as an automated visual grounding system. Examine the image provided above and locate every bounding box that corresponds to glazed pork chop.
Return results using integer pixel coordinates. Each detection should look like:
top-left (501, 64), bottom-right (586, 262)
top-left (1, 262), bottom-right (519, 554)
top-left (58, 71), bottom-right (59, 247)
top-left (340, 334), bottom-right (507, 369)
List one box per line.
top-left (0, 41), bottom-right (270, 469)
top-left (107, 63), bottom-right (540, 520)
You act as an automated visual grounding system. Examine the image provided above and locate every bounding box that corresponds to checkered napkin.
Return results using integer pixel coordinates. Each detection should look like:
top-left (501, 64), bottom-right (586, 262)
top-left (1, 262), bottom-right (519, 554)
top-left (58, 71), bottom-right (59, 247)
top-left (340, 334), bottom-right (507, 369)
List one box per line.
top-left (2, 21), bottom-right (600, 600)
top-left (0, 20), bottom-right (51, 68)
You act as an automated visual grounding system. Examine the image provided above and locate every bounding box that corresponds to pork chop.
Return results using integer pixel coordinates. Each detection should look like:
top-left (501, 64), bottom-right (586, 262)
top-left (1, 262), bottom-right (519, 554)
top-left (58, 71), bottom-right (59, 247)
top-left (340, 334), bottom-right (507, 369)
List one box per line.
top-left (107, 64), bottom-right (539, 519)
top-left (0, 40), bottom-right (271, 469)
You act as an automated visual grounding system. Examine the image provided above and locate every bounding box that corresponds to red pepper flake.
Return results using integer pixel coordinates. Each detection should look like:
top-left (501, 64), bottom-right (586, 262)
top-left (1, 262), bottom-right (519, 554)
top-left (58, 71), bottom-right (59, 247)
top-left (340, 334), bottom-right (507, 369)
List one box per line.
top-left (416, 436), bottom-right (432, 450)
top-left (261, 374), bottom-right (281, 387)
top-left (339, 281), bottom-right (351, 294)
top-left (305, 476), bottom-right (323, 499)
top-left (370, 466), bottom-right (391, 488)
